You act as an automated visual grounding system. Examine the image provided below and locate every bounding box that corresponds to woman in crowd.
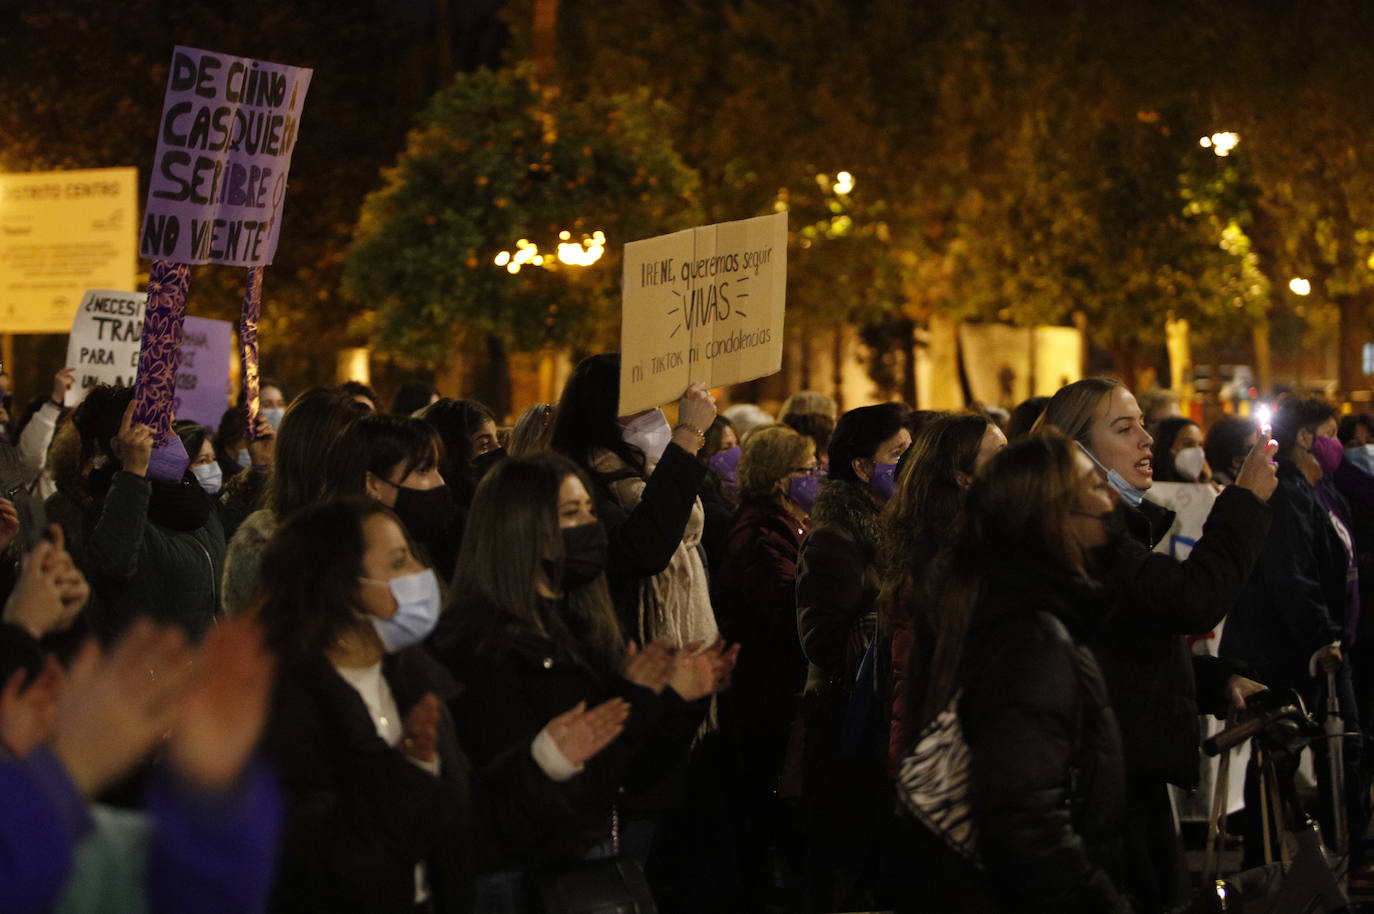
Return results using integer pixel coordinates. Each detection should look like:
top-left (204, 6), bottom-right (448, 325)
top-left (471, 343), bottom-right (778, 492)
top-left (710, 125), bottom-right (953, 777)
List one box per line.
top-left (508, 403), bottom-right (555, 457)
top-left (698, 415), bottom-right (739, 571)
top-left (1150, 416), bottom-right (1212, 484)
top-left (796, 402), bottom-right (910, 743)
top-left (253, 496), bottom-right (630, 914)
top-left (174, 421), bottom-right (221, 497)
top-left (1037, 378), bottom-right (1275, 910)
top-left (221, 388), bottom-right (359, 615)
top-left (72, 386), bottom-right (225, 640)
top-left (709, 424), bottom-right (817, 909)
top-left (549, 353), bottom-right (718, 645)
top-left (884, 413), bottom-right (1005, 767)
top-left (326, 413), bottom-right (461, 585)
top-left (434, 454), bottom-right (735, 910)
top-left (1204, 415), bottom-right (1259, 488)
top-left (896, 432), bottom-right (1131, 912)
top-left (780, 391), bottom-right (837, 473)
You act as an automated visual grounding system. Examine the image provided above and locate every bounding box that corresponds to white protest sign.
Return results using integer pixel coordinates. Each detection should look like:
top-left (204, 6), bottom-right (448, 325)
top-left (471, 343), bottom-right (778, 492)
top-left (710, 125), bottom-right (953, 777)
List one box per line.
top-left (1145, 481), bottom-right (1250, 818)
top-left (140, 46), bottom-right (312, 267)
top-left (64, 290), bottom-right (146, 405)
top-left (619, 212), bottom-right (787, 415)
top-left (1145, 481), bottom-right (1218, 562)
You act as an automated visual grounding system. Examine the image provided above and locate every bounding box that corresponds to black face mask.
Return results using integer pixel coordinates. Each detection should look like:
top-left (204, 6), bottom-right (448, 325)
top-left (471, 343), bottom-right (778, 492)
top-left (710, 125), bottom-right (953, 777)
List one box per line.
top-left (391, 483), bottom-right (456, 544)
top-left (546, 521), bottom-right (609, 592)
top-left (470, 447), bottom-right (508, 482)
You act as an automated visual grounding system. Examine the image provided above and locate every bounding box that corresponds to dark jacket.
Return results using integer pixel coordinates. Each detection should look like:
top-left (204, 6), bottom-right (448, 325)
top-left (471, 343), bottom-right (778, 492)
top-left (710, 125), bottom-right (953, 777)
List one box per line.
top-left (698, 474), bottom-right (736, 575)
top-left (1222, 462), bottom-right (1347, 690)
top-left (263, 646), bottom-right (567, 914)
top-left (938, 557), bottom-right (1130, 914)
top-left (587, 443), bottom-right (707, 636)
top-left (439, 611), bottom-right (706, 865)
top-left (1092, 486), bottom-right (1270, 787)
top-left (796, 478), bottom-right (882, 695)
top-left (712, 496), bottom-right (808, 793)
top-left (81, 471), bottom-right (225, 640)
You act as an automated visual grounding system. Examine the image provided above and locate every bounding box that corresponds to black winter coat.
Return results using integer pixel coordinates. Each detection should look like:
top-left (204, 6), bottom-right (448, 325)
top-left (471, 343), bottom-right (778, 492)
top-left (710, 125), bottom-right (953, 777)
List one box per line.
top-left (796, 478), bottom-right (882, 696)
top-left (263, 646), bottom-right (570, 914)
top-left (1222, 461), bottom-right (1347, 690)
top-left (950, 557), bottom-right (1130, 914)
top-left (440, 610), bottom-right (707, 865)
top-left (1091, 486), bottom-right (1270, 787)
top-left (585, 443), bottom-right (707, 637)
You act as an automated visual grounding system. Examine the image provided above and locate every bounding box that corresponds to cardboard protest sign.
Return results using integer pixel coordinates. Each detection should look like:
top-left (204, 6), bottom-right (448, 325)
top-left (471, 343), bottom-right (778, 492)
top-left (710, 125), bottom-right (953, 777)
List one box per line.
top-left (63, 290), bottom-right (146, 405)
top-left (1, 168), bottom-right (138, 333)
top-left (619, 212), bottom-right (787, 415)
top-left (173, 316), bottom-right (233, 427)
top-left (140, 46), bottom-right (313, 267)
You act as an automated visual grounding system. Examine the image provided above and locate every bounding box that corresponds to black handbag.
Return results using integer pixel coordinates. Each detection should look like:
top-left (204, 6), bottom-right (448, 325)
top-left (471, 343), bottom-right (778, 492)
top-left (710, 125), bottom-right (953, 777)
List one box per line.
top-left (532, 805), bottom-right (658, 914)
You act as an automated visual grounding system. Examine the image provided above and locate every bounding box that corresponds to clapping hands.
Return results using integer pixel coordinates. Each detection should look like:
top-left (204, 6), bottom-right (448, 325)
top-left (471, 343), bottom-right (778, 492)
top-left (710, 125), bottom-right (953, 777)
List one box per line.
top-left (621, 637), bottom-right (740, 702)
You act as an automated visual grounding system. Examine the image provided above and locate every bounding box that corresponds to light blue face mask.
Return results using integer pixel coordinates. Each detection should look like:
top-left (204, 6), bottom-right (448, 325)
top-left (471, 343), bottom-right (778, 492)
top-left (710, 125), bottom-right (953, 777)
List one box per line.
top-left (1076, 442), bottom-right (1143, 507)
top-left (260, 406), bottom-right (286, 431)
top-left (192, 462), bottom-right (222, 495)
top-left (360, 568), bottom-right (441, 653)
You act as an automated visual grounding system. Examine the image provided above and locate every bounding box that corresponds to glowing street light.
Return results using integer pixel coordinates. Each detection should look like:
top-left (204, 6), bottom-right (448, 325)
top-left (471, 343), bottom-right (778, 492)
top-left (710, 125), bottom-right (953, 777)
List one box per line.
top-left (833, 171), bottom-right (855, 195)
top-left (1199, 132), bottom-right (1240, 157)
top-left (1289, 277), bottom-right (1312, 296)
top-left (494, 229), bottom-right (606, 274)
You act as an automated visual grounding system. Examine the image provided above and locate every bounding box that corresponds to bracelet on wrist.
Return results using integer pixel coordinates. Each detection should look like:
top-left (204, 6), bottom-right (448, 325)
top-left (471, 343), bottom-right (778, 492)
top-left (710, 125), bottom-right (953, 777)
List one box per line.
top-left (673, 423), bottom-right (706, 442)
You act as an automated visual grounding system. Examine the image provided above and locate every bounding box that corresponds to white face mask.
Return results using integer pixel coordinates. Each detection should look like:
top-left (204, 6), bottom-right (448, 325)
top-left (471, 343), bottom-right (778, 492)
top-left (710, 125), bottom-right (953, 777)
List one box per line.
top-left (192, 462), bottom-right (223, 495)
top-left (1173, 446), bottom-right (1206, 483)
top-left (621, 409), bottom-right (673, 466)
top-left (260, 406), bottom-right (286, 431)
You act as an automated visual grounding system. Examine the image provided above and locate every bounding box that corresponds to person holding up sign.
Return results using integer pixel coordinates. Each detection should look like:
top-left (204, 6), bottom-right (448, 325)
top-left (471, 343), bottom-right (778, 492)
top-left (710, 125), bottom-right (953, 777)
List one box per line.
top-left (71, 387), bottom-right (226, 641)
top-left (550, 354), bottom-right (719, 648)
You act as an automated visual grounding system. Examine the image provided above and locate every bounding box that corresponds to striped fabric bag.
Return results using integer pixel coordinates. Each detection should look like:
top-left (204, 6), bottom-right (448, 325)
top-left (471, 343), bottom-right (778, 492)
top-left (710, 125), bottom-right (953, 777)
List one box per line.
top-left (896, 689), bottom-right (982, 868)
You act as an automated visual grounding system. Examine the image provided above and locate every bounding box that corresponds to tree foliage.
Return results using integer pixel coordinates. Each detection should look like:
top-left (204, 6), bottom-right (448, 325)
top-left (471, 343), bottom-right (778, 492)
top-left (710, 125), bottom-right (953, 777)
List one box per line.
top-left (344, 66), bottom-right (701, 363)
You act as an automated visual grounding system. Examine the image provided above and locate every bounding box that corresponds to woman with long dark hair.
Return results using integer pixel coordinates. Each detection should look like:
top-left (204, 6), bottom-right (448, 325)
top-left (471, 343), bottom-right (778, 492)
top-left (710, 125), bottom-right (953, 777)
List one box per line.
top-left (435, 453), bottom-right (735, 910)
top-left (896, 432), bottom-right (1129, 911)
top-left (883, 413), bottom-right (1005, 767)
top-left (255, 497), bottom-right (629, 914)
top-left (549, 353), bottom-right (719, 646)
top-left (326, 413), bottom-right (462, 584)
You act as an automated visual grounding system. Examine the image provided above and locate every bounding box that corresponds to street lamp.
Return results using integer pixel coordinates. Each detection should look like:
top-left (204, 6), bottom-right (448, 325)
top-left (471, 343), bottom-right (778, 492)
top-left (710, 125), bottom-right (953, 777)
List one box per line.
top-left (1289, 277), bottom-right (1312, 296)
top-left (1199, 132), bottom-right (1241, 157)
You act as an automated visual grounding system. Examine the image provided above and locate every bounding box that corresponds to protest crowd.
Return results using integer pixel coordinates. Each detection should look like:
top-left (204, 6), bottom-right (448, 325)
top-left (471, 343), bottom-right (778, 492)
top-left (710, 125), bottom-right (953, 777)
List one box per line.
top-left (11, 352), bottom-right (1374, 914)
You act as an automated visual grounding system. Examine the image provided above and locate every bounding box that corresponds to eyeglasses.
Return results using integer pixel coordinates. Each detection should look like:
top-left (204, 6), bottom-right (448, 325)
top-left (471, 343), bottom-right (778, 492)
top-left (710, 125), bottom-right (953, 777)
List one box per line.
top-left (789, 465), bottom-right (821, 476)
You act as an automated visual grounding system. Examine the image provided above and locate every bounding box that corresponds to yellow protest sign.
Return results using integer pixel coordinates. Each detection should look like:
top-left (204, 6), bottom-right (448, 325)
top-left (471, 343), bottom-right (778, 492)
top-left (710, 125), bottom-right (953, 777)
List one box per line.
top-left (0, 168), bottom-right (138, 333)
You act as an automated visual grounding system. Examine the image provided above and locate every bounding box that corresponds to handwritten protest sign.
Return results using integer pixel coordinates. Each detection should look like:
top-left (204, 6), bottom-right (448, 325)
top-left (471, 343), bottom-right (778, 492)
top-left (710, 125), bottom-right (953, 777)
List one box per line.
top-left (619, 212), bottom-right (787, 415)
top-left (63, 290), bottom-right (146, 405)
top-left (140, 46), bottom-right (313, 267)
top-left (174, 316), bottom-right (232, 427)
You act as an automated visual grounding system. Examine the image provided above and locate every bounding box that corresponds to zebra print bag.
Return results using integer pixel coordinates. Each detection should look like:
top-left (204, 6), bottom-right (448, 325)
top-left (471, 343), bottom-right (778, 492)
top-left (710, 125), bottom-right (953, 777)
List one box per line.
top-left (896, 688), bottom-right (982, 868)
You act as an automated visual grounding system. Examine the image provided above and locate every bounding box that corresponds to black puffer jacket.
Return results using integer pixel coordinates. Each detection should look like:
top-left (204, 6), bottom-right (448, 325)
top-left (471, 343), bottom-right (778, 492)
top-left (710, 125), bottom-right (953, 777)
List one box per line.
top-left (949, 555), bottom-right (1130, 914)
top-left (1092, 486), bottom-right (1270, 787)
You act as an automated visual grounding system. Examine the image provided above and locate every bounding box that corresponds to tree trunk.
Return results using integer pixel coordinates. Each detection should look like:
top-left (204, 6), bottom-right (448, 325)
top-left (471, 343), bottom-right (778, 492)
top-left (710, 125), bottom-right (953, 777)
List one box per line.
top-left (434, 0), bottom-right (452, 83)
top-left (1110, 340), bottom-right (1139, 390)
top-left (1251, 322), bottom-right (1272, 396)
top-left (899, 319), bottom-right (918, 408)
top-left (476, 333), bottom-right (512, 419)
top-left (1336, 292), bottom-right (1372, 396)
top-left (532, 0), bottom-right (560, 83)
top-left (832, 323), bottom-right (845, 412)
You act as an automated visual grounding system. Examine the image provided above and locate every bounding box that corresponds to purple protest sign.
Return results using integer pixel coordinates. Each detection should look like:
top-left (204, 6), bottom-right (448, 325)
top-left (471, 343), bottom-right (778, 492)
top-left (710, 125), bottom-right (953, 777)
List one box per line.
top-left (140, 47), bottom-right (313, 267)
top-left (173, 316), bottom-right (233, 427)
top-left (241, 265), bottom-right (263, 441)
